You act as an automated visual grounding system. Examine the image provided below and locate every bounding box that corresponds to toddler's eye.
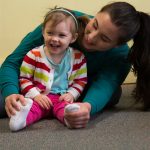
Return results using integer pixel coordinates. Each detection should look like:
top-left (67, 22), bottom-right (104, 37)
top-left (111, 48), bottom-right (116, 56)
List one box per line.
top-left (59, 34), bottom-right (66, 37)
top-left (47, 31), bottom-right (53, 35)
top-left (93, 20), bottom-right (98, 30)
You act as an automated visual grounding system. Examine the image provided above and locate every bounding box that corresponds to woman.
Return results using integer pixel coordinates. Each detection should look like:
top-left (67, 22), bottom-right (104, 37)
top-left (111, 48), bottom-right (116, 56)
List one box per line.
top-left (0, 2), bottom-right (150, 128)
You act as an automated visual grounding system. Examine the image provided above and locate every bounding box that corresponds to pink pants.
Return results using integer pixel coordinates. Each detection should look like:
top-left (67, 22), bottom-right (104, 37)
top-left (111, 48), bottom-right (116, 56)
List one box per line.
top-left (26, 94), bottom-right (70, 126)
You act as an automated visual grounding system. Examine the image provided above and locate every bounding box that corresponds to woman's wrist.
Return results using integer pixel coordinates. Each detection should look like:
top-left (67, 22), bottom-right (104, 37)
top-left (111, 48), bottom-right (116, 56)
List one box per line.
top-left (83, 102), bottom-right (91, 112)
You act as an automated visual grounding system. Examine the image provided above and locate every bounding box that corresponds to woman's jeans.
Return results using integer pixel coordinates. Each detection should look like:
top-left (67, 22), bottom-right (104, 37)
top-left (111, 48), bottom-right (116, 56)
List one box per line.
top-left (0, 92), bottom-right (7, 118)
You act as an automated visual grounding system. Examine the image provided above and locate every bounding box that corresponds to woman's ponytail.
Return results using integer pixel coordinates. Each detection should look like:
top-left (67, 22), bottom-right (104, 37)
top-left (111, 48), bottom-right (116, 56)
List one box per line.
top-left (129, 12), bottom-right (150, 109)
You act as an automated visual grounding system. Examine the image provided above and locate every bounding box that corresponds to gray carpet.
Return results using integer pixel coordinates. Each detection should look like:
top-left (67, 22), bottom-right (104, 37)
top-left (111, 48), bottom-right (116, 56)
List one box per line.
top-left (0, 84), bottom-right (150, 150)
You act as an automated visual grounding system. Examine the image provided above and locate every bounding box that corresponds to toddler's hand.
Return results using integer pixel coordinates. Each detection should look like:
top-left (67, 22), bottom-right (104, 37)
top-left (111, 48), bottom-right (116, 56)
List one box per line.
top-left (34, 94), bottom-right (52, 110)
top-left (59, 93), bottom-right (74, 103)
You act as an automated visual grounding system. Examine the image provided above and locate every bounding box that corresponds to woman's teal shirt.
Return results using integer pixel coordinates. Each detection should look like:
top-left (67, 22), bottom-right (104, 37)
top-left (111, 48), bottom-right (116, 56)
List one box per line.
top-left (0, 10), bottom-right (131, 115)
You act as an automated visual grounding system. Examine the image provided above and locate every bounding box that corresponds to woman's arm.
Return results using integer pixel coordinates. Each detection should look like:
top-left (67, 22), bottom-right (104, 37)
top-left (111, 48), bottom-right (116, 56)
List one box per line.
top-left (64, 44), bottom-right (131, 128)
top-left (0, 24), bottom-right (44, 117)
top-left (83, 44), bottom-right (131, 115)
top-left (0, 24), bottom-right (44, 99)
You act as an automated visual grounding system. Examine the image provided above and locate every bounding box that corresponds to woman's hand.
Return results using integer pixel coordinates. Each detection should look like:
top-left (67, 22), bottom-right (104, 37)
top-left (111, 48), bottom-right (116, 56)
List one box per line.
top-left (5, 94), bottom-right (26, 117)
top-left (64, 102), bottom-right (91, 128)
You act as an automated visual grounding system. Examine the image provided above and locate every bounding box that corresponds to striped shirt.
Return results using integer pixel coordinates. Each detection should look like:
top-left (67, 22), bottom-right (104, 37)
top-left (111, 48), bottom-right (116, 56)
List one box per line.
top-left (19, 45), bottom-right (87, 101)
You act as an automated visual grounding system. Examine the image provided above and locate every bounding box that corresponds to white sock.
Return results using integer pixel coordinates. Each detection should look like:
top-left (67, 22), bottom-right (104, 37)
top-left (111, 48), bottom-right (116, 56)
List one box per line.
top-left (64, 104), bottom-right (80, 128)
top-left (9, 98), bottom-right (33, 132)
top-left (65, 104), bottom-right (80, 113)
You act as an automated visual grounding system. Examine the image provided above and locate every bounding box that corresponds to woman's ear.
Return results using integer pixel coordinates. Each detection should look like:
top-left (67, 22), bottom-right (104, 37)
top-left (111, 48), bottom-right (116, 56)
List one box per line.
top-left (71, 33), bottom-right (78, 43)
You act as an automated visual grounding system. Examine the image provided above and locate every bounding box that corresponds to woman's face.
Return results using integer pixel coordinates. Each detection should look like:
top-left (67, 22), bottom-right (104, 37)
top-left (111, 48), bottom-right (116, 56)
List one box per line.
top-left (82, 12), bottom-right (120, 52)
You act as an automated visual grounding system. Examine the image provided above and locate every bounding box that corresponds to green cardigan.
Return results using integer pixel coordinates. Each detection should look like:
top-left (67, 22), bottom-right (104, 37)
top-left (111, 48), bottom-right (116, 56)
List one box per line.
top-left (0, 10), bottom-right (131, 115)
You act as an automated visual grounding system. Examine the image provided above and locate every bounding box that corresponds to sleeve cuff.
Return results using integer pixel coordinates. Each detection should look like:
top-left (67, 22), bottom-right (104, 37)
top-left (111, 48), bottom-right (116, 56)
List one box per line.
top-left (67, 88), bottom-right (80, 101)
top-left (25, 87), bottom-right (40, 99)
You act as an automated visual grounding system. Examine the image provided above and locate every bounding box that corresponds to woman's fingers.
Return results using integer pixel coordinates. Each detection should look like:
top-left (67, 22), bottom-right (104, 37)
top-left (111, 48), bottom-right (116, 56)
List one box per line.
top-left (64, 103), bottom-right (91, 129)
top-left (5, 94), bottom-right (23, 117)
top-left (18, 95), bottom-right (26, 106)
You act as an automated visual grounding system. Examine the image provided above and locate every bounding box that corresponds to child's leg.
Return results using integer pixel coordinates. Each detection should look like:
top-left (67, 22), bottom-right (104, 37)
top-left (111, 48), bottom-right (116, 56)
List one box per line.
top-left (9, 98), bottom-right (51, 131)
top-left (26, 100), bottom-right (51, 126)
top-left (47, 94), bottom-right (68, 124)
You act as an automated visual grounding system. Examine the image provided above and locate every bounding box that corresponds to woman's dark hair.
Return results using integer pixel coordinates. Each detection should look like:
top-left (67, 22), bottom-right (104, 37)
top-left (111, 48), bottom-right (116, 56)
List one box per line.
top-left (100, 2), bottom-right (150, 110)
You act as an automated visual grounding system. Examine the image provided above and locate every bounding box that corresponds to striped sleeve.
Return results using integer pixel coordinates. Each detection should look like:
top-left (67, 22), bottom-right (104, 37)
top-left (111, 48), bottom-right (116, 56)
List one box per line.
top-left (19, 49), bottom-right (41, 98)
top-left (68, 50), bottom-right (87, 100)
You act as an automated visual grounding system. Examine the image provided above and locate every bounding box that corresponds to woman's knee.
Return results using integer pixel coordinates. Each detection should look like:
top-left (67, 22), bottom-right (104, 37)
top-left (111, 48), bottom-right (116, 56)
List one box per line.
top-left (105, 86), bottom-right (122, 108)
top-left (0, 92), bottom-right (7, 118)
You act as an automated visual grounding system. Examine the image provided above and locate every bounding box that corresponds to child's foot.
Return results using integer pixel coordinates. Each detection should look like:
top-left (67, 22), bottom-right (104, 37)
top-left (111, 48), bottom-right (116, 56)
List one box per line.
top-left (9, 98), bottom-right (33, 131)
top-left (64, 104), bottom-right (80, 128)
top-left (65, 104), bottom-right (80, 113)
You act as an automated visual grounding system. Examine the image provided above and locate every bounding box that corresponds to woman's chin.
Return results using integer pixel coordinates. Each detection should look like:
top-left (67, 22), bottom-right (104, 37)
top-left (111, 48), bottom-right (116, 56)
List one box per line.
top-left (83, 42), bottom-right (94, 52)
top-left (82, 38), bottom-right (94, 50)
top-left (83, 40), bottom-right (89, 49)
